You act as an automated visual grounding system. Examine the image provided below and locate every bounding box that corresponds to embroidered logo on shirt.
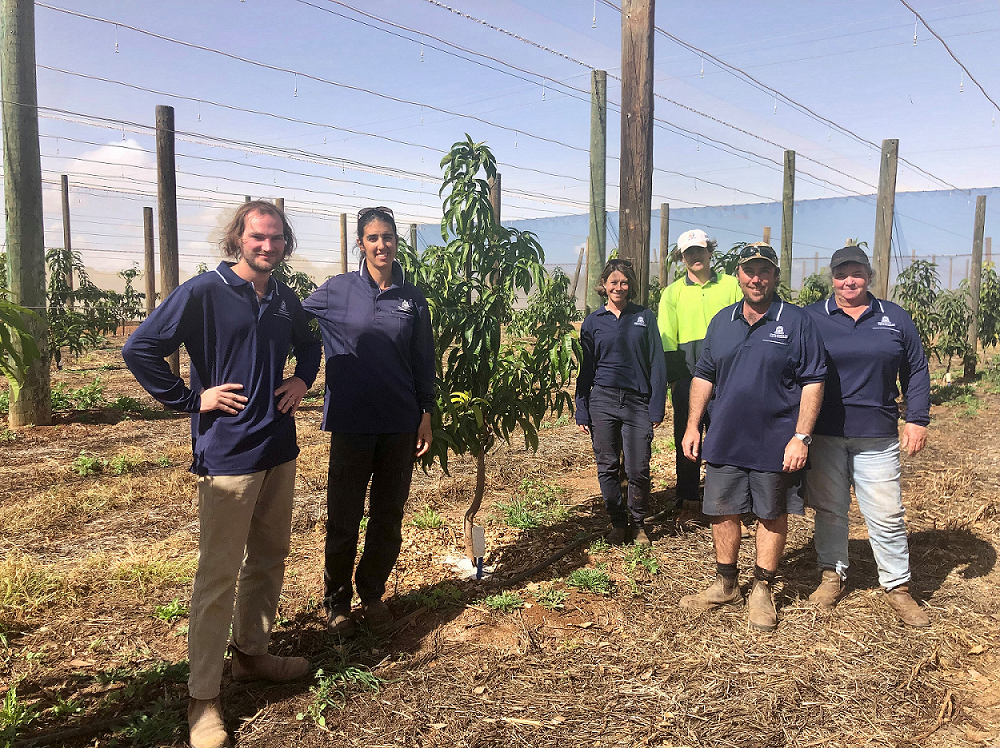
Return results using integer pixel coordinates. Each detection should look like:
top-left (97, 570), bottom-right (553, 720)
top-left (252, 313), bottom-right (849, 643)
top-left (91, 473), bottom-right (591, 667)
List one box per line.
top-left (274, 300), bottom-right (290, 320)
top-left (633, 316), bottom-right (647, 327)
top-left (876, 315), bottom-right (895, 327)
top-left (769, 325), bottom-right (788, 340)
top-left (397, 299), bottom-right (413, 313)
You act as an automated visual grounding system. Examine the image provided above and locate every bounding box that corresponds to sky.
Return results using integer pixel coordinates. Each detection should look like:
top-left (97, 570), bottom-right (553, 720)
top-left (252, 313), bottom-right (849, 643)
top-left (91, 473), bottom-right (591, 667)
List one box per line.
top-left (7, 0), bottom-right (999, 284)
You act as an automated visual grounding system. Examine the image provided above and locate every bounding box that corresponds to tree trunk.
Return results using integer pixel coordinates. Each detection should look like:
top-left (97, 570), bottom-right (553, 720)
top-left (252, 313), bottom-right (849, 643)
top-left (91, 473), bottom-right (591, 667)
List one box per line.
top-left (464, 450), bottom-right (487, 560)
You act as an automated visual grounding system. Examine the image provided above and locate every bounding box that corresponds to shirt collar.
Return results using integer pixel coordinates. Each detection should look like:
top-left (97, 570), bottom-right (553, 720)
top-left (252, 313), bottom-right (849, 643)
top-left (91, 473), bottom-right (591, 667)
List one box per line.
top-left (683, 270), bottom-right (719, 287)
top-left (599, 301), bottom-right (640, 316)
top-left (732, 296), bottom-right (785, 323)
top-left (359, 257), bottom-right (405, 289)
top-left (215, 261), bottom-right (275, 299)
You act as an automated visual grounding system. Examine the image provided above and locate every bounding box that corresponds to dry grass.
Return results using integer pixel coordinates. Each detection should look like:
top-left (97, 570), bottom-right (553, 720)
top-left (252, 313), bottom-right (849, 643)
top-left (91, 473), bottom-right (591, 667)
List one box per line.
top-left (0, 551), bottom-right (67, 627)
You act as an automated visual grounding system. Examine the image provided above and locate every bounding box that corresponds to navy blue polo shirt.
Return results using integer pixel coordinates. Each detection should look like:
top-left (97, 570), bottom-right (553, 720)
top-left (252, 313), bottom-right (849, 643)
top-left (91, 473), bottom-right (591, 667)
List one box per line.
top-left (302, 259), bottom-right (435, 434)
top-left (804, 295), bottom-right (930, 438)
top-left (122, 262), bottom-right (321, 476)
top-left (694, 297), bottom-right (827, 473)
top-left (575, 302), bottom-right (667, 424)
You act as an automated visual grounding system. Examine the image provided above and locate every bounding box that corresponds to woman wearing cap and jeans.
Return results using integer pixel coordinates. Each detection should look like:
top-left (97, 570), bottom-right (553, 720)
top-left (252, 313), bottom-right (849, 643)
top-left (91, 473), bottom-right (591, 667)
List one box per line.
top-left (576, 259), bottom-right (667, 545)
top-left (802, 245), bottom-right (931, 627)
top-left (303, 207), bottom-right (436, 636)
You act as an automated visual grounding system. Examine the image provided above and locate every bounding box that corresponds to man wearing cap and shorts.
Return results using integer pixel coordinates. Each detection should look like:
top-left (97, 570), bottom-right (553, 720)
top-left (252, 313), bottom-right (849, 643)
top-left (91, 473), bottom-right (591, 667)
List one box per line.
top-left (679, 243), bottom-right (826, 631)
top-left (658, 229), bottom-right (742, 524)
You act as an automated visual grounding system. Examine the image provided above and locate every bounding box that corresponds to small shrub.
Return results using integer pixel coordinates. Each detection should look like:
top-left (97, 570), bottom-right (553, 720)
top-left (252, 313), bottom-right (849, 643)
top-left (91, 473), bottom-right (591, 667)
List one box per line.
top-left (50, 383), bottom-right (73, 411)
top-left (410, 506), bottom-right (444, 530)
top-left (297, 664), bottom-right (382, 728)
top-left (154, 598), bottom-right (189, 623)
top-left (111, 395), bottom-right (145, 412)
top-left (108, 452), bottom-right (141, 475)
top-left (71, 451), bottom-right (105, 477)
top-left (483, 591), bottom-right (522, 613)
top-left (566, 568), bottom-right (612, 595)
top-left (72, 377), bottom-right (107, 409)
top-left (533, 586), bottom-right (569, 611)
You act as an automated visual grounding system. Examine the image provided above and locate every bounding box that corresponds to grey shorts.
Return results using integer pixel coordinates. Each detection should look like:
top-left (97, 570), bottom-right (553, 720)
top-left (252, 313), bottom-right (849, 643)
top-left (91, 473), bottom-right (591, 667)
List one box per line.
top-left (703, 463), bottom-right (805, 520)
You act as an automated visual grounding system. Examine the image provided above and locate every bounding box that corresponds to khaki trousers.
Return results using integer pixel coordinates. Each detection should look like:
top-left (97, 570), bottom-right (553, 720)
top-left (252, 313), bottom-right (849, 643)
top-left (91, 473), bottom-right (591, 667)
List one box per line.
top-left (187, 459), bottom-right (296, 700)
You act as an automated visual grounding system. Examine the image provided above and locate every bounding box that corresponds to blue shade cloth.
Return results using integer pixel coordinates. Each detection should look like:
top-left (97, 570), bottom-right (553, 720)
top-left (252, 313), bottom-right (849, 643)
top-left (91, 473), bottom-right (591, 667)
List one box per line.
top-left (302, 259), bottom-right (435, 434)
top-left (123, 262), bottom-right (321, 476)
top-left (694, 298), bottom-right (827, 473)
top-left (803, 295), bottom-right (931, 438)
top-left (575, 302), bottom-right (667, 425)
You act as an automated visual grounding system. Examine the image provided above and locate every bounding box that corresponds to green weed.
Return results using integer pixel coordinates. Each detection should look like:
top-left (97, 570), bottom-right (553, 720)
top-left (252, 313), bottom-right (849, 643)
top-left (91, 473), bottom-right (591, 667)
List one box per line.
top-left (297, 664), bottom-right (382, 728)
top-left (930, 382), bottom-right (974, 405)
top-left (399, 583), bottom-right (463, 611)
top-left (111, 395), bottom-right (145, 412)
top-left (0, 686), bottom-right (38, 744)
top-left (542, 414), bottom-right (570, 429)
top-left (588, 538), bottom-right (609, 555)
top-left (48, 695), bottom-right (84, 719)
top-left (156, 455), bottom-right (171, 468)
top-left (71, 377), bottom-right (106, 409)
top-left (154, 598), bottom-right (189, 624)
top-left (108, 452), bottom-right (141, 475)
top-left (533, 586), bottom-right (569, 611)
top-left (566, 568), bottom-right (612, 595)
top-left (111, 700), bottom-right (185, 746)
top-left (483, 591), bottom-right (522, 612)
top-left (50, 383), bottom-right (73, 411)
top-left (71, 451), bottom-right (105, 476)
top-left (410, 506), bottom-right (444, 529)
top-left (623, 544), bottom-right (660, 576)
top-left (0, 392), bottom-right (7, 415)
top-left (494, 479), bottom-right (569, 530)
top-left (0, 428), bottom-right (16, 443)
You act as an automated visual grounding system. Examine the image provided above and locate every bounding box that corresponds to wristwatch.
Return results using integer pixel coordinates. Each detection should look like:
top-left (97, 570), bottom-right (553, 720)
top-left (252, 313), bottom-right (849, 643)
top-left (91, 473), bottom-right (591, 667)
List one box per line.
top-left (794, 433), bottom-right (812, 446)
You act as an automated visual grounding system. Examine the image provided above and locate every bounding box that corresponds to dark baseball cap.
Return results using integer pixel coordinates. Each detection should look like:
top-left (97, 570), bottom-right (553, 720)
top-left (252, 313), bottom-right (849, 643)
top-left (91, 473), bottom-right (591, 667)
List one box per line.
top-left (737, 242), bottom-right (779, 268)
top-left (830, 245), bottom-right (872, 271)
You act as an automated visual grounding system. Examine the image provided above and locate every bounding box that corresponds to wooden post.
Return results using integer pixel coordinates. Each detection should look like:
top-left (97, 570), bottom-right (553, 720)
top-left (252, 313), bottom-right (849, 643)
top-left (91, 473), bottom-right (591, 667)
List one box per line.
top-left (244, 195), bottom-right (251, 203)
top-left (570, 246), bottom-right (585, 299)
top-left (143, 206), bottom-right (155, 315)
top-left (814, 252), bottom-right (819, 275)
top-left (275, 197), bottom-right (284, 213)
top-left (873, 139), bottom-right (899, 299)
top-left (587, 69), bottom-right (607, 315)
top-left (60, 174), bottom-right (72, 295)
top-left (582, 238), bottom-right (590, 312)
top-left (965, 195), bottom-right (987, 379)
top-left (659, 203), bottom-right (670, 289)
top-left (948, 256), bottom-right (954, 289)
top-left (409, 223), bottom-right (417, 253)
top-left (801, 261), bottom-right (807, 288)
top-left (986, 237), bottom-right (992, 264)
top-left (762, 226), bottom-right (771, 245)
top-left (780, 151), bottom-right (795, 288)
top-left (340, 213), bottom-right (348, 275)
top-left (489, 174), bottom-right (501, 226)
top-left (619, 0), bottom-right (655, 306)
top-left (155, 104), bottom-right (179, 375)
top-left (2, 0), bottom-right (50, 426)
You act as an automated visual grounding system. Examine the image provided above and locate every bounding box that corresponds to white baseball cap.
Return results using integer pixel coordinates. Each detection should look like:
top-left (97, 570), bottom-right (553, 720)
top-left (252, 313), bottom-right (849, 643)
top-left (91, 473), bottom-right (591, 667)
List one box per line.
top-left (676, 229), bottom-right (713, 252)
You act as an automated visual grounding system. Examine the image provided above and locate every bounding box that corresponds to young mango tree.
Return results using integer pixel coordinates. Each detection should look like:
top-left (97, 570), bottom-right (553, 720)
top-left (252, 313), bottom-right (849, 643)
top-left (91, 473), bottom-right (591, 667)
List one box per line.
top-left (0, 295), bottom-right (41, 399)
top-left (400, 136), bottom-right (579, 559)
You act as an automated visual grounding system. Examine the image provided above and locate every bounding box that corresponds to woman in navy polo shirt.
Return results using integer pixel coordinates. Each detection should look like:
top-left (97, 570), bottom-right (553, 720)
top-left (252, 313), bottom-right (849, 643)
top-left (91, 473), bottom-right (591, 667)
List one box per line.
top-left (303, 207), bottom-right (435, 636)
top-left (803, 244), bottom-right (931, 627)
top-left (576, 259), bottom-right (667, 545)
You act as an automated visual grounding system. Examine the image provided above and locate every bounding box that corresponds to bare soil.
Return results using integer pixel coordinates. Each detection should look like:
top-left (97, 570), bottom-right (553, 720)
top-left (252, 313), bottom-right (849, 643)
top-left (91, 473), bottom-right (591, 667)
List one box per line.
top-left (1, 339), bottom-right (998, 747)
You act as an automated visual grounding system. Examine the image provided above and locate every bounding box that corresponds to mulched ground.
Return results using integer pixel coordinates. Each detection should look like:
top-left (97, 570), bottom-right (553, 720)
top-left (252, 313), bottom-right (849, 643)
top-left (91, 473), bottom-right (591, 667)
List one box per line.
top-left (1, 339), bottom-right (999, 747)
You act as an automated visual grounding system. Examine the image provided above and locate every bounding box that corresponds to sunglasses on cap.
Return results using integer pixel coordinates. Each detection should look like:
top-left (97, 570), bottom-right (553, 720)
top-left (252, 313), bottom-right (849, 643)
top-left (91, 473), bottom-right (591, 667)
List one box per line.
top-left (358, 206), bottom-right (394, 220)
top-left (737, 243), bottom-right (779, 266)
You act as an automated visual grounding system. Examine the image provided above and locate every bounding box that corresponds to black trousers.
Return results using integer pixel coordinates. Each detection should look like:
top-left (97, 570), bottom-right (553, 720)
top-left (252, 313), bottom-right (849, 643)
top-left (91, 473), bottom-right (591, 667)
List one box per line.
top-left (671, 377), bottom-right (704, 507)
top-left (323, 432), bottom-right (416, 612)
top-left (588, 385), bottom-right (653, 529)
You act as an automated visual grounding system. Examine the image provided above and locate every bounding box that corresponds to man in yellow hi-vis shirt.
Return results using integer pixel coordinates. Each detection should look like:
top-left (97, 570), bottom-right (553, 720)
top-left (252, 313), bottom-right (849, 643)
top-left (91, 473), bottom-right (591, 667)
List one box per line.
top-left (658, 230), bottom-right (742, 523)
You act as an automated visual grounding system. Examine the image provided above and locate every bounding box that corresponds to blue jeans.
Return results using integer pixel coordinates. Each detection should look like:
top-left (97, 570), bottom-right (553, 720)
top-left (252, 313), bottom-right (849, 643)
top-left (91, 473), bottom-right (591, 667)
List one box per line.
top-left (588, 385), bottom-right (653, 528)
top-left (805, 435), bottom-right (911, 590)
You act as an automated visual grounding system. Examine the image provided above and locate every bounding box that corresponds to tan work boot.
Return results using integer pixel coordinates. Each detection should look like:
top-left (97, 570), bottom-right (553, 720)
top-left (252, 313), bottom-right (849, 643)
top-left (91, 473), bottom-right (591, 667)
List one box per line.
top-left (747, 580), bottom-right (778, 632)
top-left (188, 696), bottom-right (230, 748)
top-left (631, 527), bottom-right (652, 546)
top-left (360, 599), bottom-right (395, 634)
top-left (679, 574), bottom-right (743, 612)
top-left (230, 651), bottom-right (310, 683)
top-left (884, 585), bottom-right (930, 628)
top-left (809, 570), bottom-right (844, 610)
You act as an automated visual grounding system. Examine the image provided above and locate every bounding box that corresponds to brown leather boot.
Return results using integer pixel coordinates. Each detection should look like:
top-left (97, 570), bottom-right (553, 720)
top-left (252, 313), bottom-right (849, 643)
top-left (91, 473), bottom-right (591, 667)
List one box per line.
top-left (884, 585), bottom-right (929, 628)
top-left (679, 574), bottom-right (743, 612)
top-left (607, 527), bottom-right (627, 545)
top-left (747, 580), bottom-right (778, 632)
top-left (230, 651), bottom-right (310, 683)
top-left (188, 697), bottom-right (230, 748)
top-left (360, 599), bottom-right (395, 634)
top-left (631, 527), bottom-right (652, 546)
top-left (809, 570), bottom-right (844, 610)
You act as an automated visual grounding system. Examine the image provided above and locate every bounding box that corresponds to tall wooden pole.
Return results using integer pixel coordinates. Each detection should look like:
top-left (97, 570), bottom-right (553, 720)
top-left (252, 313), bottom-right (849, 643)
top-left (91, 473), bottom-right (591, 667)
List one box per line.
top-left (582, 238), bottom-right (590, 311)
top-left (873, 139), bottom-right (899, 300)
top-left (409, 223), bottom-right (417, 253)
top-left (985, 237), bottom-right (992, 265)
top-left (155, 104), bottom-right (179, 375)
top-left (143, 206), bottom-right (155, 316)
top-left (489, 174), bottom-right (501, 225)
top-left (2, 0), bottom-right (50, 426)
top-left (762, 226), bottom-right (771, 245)
top-left (340, 213), bottom-right (348, 274)
top-left (780, 151), bottom-right (795, 289)
top-left (965, 195), bottom-right (987, 379)
top-left (60, 174), bottom-right (72, 294)
top-left (619, 0), bottom-right (655, 307)
top-left (275, 197), bottom-right (284, 213)
top-left (570, 246), bottom-right (585, 299)
top-left (587, 69), bottom-right (607, 315)
top-left (244, 195), bottom-right (251, 203)
top-left (659, 203), bottom-right (670, 288)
